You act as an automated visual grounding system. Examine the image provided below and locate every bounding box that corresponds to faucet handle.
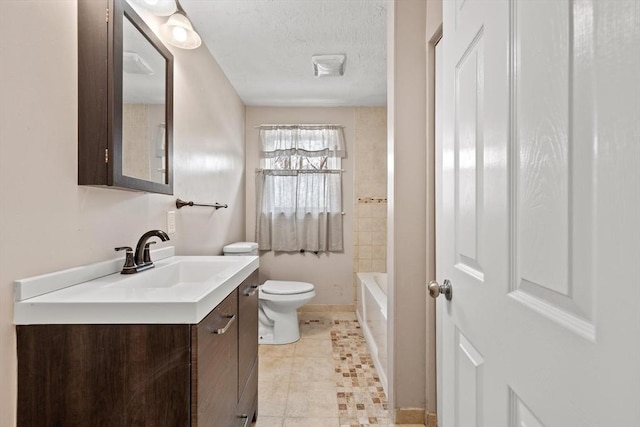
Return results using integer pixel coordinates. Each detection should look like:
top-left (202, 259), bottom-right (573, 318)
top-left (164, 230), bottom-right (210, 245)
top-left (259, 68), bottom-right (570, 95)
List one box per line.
top-left (143, 241), bottom-right (157, 264)
top-left (115, 246), bottom-right (136, 274)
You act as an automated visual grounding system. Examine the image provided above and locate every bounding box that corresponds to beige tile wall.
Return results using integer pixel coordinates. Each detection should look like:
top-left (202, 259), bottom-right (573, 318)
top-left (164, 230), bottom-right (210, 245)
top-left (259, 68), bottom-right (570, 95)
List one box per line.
top-left (353, 107), bottom-right (387, 294)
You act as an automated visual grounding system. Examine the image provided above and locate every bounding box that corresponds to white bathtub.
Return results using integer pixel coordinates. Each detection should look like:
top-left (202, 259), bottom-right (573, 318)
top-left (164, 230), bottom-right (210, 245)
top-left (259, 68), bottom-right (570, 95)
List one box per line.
top-left (356, 272), bottom-right (388, 394)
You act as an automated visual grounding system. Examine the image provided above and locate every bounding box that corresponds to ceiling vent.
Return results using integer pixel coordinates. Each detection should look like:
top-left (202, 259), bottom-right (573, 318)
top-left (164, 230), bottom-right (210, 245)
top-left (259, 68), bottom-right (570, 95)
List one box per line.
top-left (123, 51), bottom-right (155, 75)
top-left (312, 54), bottom-right (346, 77)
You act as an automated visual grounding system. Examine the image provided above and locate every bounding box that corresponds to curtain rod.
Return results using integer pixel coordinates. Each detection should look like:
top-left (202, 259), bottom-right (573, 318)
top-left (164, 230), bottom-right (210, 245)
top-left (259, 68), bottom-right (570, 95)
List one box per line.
top-left (254, 124), bottom-right (345, 128)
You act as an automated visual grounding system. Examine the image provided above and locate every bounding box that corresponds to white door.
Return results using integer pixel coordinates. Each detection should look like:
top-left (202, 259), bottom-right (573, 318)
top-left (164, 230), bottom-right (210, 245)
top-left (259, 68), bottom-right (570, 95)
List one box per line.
top-left (435, 1), bottom-right (640, 426)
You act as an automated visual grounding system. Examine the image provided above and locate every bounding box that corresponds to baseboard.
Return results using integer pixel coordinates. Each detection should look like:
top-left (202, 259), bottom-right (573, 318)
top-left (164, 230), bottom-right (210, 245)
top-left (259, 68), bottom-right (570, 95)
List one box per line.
top-left (426, 411), bottom-right (437, 427)
top-left (395, 408), bottom-right (425, 424)
top-left (298, 304), bottom-right (355, 312)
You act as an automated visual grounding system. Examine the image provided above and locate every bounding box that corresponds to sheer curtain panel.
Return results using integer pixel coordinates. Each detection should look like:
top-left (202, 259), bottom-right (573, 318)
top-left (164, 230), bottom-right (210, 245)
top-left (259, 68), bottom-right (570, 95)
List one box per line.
top-left (256, 125), bottom-right (345, 252)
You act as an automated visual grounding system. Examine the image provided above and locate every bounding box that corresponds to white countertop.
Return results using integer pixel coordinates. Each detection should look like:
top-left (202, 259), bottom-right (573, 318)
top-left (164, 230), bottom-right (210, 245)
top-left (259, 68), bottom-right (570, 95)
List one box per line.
top-left (14, 249), bottom-right (258, 325)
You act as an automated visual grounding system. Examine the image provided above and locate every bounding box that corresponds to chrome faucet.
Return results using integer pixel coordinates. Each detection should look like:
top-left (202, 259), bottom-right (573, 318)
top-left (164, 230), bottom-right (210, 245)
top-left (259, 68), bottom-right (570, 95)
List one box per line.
top-left (134, 229), bottom-right (170, 270)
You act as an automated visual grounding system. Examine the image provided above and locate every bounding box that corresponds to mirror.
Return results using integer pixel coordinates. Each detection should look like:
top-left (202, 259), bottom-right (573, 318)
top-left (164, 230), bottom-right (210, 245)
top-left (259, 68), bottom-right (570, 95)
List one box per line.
top-left (78, 0), bottom-right (173, 194)
top-left (122, 13), bottom-right (167, 184)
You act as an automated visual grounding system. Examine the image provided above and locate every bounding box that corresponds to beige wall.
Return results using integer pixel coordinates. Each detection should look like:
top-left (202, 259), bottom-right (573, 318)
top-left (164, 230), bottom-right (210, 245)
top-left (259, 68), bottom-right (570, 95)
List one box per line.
top-left (0, 2), bottom-right (246, 426)
top-left (245, 107), bottom-right (355, 306)
top-left (387, 0), bottom-right (428, 420)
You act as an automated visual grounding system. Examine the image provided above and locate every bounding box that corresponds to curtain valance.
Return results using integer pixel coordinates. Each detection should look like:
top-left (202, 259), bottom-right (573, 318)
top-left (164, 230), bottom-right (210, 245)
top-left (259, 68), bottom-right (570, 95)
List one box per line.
top-left (259, 125), bottom-right (346, 158)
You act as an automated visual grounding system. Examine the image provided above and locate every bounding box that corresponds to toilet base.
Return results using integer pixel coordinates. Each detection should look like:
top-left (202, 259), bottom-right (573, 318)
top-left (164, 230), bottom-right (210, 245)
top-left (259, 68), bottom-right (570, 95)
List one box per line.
top-left (258, 310), bottom-right (301, 345)
top-left (258, 331), bottom-right (300, 345)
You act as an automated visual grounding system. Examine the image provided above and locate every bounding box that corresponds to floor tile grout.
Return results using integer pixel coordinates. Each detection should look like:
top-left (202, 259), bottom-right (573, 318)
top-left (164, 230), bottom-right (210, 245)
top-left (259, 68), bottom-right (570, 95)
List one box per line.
top-left (329, 318), bottom-right (390, 426)
top-left (256, 312), bottom-right (407, 426)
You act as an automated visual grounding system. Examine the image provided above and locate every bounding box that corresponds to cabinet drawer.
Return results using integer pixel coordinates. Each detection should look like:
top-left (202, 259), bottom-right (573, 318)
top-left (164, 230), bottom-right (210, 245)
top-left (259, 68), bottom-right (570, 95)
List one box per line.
top-left (236, 357), bottom-right (258, 427)
top-left (192, 290), bottom-right (238, 426)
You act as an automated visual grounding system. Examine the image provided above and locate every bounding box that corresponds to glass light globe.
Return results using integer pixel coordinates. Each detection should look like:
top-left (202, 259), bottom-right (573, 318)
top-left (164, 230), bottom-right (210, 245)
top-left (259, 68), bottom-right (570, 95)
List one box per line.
top-left (160, 12), bottom-right (202, 49)
top-left (172, 26), bottom-right (188, 43)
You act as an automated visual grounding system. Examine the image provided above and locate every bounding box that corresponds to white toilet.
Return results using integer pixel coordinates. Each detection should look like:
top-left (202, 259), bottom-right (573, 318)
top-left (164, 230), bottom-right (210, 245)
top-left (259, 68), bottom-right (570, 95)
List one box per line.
top-left (222, 242), bottom-right (316, 345)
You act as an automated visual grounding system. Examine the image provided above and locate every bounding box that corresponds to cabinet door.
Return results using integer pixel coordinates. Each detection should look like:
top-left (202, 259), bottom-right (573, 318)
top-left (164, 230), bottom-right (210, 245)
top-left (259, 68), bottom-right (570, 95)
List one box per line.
top-left (192, 290), bottom-right (238, 426)
top-left (238, 270), bottom-right (259, 395)
top-left (17, 324), bottom-right (191, 426)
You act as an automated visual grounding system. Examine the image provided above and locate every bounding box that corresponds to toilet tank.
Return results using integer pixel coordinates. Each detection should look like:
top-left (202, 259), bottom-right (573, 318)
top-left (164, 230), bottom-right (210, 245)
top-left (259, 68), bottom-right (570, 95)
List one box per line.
top-left (223, 242), bottom-right (259, 256)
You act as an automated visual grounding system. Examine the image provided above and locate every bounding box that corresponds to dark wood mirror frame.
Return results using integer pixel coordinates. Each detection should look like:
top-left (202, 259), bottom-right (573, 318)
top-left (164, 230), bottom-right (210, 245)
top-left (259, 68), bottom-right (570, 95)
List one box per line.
top-left (78, 0), bottom-right (174, 195)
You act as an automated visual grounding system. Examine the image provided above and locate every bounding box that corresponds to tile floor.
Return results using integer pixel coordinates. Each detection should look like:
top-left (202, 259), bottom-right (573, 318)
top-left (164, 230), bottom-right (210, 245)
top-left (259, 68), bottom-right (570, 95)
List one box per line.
top-left (252, 311), bottom-right (425, 427)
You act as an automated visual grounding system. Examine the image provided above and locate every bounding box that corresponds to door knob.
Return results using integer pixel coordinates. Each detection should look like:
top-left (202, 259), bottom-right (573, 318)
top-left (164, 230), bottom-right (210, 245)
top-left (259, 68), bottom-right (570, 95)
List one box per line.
top-left (428, 279), bottom-right (453, 301)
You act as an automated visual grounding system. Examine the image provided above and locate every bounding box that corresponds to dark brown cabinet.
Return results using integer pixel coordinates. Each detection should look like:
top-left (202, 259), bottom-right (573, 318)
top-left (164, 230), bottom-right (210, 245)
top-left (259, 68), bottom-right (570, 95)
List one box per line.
top-left (237, 272), bottom-right (259, 423)
top-left (192, 290), bottom-right (239, 426)
top-left (16, 271), bottom-right (259, 426)
top-left (78, 0), bottom-right (174, 195)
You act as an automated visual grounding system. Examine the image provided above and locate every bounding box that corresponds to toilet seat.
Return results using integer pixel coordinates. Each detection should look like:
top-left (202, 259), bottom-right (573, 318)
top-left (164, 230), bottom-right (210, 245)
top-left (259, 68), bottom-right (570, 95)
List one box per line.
top-left (262, 280), bottom-right (314, 295)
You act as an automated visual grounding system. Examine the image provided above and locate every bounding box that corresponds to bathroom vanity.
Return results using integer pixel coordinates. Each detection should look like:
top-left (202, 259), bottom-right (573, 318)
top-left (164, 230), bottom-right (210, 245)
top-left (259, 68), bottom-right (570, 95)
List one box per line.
top-left (14, 250), bottom-right (258, 426)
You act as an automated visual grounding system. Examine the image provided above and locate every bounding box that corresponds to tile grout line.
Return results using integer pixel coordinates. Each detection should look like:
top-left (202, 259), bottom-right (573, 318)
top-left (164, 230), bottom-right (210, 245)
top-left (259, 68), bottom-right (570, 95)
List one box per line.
top-left (282, 344), bottom-right (294, 420)
top-left (256, 315), bottom-right (393, 426)
top-left (327, 318), bottom-right (391, 426)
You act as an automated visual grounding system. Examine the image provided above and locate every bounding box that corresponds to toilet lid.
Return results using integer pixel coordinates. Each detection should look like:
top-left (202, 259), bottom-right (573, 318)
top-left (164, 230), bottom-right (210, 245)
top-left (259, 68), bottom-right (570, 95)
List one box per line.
top-left (262, 280), bottom-right (315, 295)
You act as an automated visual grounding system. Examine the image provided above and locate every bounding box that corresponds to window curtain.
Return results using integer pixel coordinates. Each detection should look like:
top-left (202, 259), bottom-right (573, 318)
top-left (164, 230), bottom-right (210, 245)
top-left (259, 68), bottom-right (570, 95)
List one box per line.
top-left (259, 125), bottom-right (346, 158)
top-left (256, 125), bottom-right (345, 252)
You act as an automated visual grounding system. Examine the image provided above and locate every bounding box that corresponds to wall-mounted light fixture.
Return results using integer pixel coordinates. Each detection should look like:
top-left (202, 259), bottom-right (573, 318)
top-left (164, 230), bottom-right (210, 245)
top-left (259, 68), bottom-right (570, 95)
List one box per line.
top-left (159, 10), bottom-right (202, 49)
top-left (128, 0), bottom-right (177, 16)
top-left (127, 0), bottom-right (201, 50)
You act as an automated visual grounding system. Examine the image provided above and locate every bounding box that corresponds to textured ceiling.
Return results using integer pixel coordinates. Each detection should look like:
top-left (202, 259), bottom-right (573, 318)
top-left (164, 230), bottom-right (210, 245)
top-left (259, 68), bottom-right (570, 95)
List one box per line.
top-left (179, 0), bottom-right (387, 107)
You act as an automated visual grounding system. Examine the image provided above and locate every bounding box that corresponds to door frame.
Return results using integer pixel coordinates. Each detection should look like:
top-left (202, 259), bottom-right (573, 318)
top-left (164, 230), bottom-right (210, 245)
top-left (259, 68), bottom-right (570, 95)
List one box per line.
top-left (425, 2), bottom-right (443, 425)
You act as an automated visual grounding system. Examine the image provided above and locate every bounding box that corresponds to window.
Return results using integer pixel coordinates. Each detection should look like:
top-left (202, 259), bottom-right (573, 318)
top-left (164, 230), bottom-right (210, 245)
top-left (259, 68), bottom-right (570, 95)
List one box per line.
top-left (255, 125), bottom-right (345, 252)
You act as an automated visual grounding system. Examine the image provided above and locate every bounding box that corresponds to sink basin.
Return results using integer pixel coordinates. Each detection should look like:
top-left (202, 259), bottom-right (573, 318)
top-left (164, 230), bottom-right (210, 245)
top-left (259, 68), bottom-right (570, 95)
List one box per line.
top-left (14, 253), bottom-right (259, 325)
top-left (108, 257), bottom-right (251, 289)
